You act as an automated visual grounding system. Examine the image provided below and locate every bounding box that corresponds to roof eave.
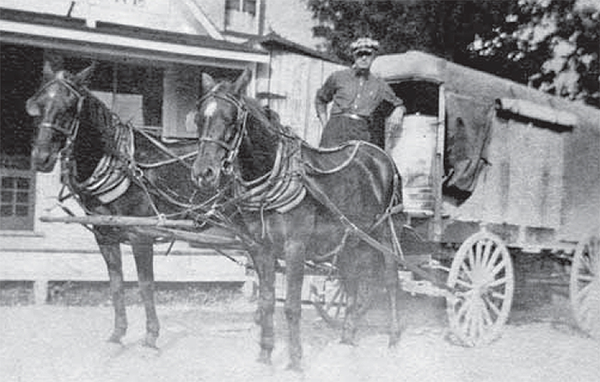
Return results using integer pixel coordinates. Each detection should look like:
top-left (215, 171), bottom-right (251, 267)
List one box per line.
top-left (0, 8), bottom-right (269, 65)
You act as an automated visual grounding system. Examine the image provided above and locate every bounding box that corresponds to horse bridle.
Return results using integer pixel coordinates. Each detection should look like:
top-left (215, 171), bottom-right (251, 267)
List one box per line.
top-left (33, 77), bottom-right (85, 139)
top-left (197, 92), bottom-right (249, 175)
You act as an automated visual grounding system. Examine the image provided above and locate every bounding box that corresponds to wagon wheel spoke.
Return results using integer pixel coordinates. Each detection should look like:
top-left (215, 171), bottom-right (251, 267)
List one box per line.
top-left (489, 261), bottom-right (507, 279)
top-left (311, 278), bottom-right (347, 328)
top-left (481, 240), bottom-right (493, 266)
top-left (575, 282), bottom-right (594, 304)
top-left (475, 241), bottom-right (484, 267)
top-left (483, 294), bottom-right (501, 318)
top-left (570, 233), bottom-right (600, 339)
top-left (575, 274), bottom-right (595, 283)
top-left (484, 247), bottom-right (503, 273)
top-left (489, 291), bottom-right (507, 301)
top-left (455, 298), bottom-right (472, 322)
top-left (467, 249), bottom-right (476, 273)
top-left (486, 276), bottom-right (508, 289)
top-left (455, 278), bottom-right (474, 290)
top-left (469, 301), bottom-right (482, 339)
top-left (324, 284), bottom-right (344, 311)
top-left (459, 261), bottom-right (474, 283)
top-left (332, 289), bottom-right (347, 319)
top-left (481, 297), bottom-right (494, 325)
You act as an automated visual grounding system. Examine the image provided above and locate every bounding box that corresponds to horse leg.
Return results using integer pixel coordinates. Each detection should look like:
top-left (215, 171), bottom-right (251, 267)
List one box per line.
top-left (341, 251), bottom-right (376, 345)
top-left (384, 254), bottom-right (402, 347)
top-left (251, 247), bottom-right (276, 364)
top-left (340, 275), bottom-right (359, 345)
top-left (131, 241), bottom-right (159, 348)
top-left (97, 241), bottom-right (127, 344)
top-left (284, 240), bottom-right (305, 371)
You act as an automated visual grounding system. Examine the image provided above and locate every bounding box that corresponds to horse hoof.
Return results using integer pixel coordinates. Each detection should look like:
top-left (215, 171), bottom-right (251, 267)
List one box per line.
top-left (339, 338), bottom-right (356, 346)
top-left (286, 362), bottom-right (303, 372)
top-left (135, 343), bottom-right (161, 359)
top-left (107, 334), bottom-right (123, 344)
top-left (256, 356), bottom-right (272, 365)
top-left (388, 332), bottom-right (402, 348)
top-left (142, 339), bottom-right (159, 350)
top-left (256, 350), bottom-right (272, 365)
top-left (253, 310), bottom-right (262, 325)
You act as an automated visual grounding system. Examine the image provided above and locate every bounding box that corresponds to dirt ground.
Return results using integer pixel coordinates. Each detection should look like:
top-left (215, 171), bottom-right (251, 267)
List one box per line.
top-left (1, 288), bottom-right (599, 382)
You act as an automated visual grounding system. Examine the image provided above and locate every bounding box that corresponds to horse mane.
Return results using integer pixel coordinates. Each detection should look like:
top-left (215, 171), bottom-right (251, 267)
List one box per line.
top-left (52, 70), bottom-right (125, 183)
top-left (210, 79), bottom-right (294, 138)
top-left (242, 95), bottom-right (295, 138)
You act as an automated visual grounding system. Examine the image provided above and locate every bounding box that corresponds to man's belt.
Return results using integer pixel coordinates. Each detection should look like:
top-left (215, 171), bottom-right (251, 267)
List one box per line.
top-left (336, 113), bottom-right (368, 121)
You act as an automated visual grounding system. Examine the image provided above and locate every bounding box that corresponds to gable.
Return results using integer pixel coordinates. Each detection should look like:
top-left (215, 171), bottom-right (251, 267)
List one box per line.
top-left (0, 0), bottom-right (222, 38)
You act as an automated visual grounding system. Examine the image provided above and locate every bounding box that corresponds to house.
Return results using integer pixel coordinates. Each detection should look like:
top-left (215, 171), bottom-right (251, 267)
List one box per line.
top-left (0, 0), bottom-right (340, 296)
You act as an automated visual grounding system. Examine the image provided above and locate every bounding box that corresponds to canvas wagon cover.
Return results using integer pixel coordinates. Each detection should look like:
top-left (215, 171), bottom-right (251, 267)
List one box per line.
top-left (373, 51), bottom-right (600, 240)
top-left (443, 93), bottom-right (493, 202)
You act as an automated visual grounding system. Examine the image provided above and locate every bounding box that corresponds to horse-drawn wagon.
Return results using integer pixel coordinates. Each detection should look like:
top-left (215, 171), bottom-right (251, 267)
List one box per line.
top-left (312, 50), bottom-right (600, 345)
top-left (31, 51), bottom-right (599, 368)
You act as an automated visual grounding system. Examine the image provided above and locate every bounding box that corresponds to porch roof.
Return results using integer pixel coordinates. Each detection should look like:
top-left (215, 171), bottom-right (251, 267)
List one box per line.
top-left (0, 8), bottom-right (269, 68)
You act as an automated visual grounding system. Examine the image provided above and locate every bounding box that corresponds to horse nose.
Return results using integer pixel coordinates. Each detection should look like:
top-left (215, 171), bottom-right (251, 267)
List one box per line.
top-left (31, 146), bottom-right (47, 165)
top-left (201, 167), bottom-right (214, 181)
top-left (192, 164), bottom-right (217, 186)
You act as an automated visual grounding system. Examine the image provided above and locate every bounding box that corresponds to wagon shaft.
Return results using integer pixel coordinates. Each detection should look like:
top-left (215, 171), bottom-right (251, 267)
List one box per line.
top-left (40, 214), bottom-right (196, 228)
top-left (40, 214), bottom-right (245, 249)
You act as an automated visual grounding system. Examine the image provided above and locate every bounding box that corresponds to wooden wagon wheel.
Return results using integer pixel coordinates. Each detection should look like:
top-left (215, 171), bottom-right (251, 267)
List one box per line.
top-left (569, 233), bottom-right (600, 339)
top-left (446, 230), bottom-right (514, 346)
top-left (310, 277), bottom-right (347, 328)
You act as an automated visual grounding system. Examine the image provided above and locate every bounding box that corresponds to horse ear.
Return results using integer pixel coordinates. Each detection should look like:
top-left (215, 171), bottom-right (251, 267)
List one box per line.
top-left (42, 61), bottom-right (55, 82)
top-left (232, 68), bottom-right (252, 96)
top-left (201, 73), bottom-right (216, 95)
top-left (75, 63), bottom-right (96, 85)
top-left (26, 97), bottom-right (41, 117)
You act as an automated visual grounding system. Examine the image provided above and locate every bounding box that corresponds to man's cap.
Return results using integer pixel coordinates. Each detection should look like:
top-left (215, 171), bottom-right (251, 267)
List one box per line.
top-left (350, 37), bottom-right (380, 54)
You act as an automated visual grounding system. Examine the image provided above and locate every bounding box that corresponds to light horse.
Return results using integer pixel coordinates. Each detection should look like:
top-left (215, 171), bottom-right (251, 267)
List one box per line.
top-left (192, 69), bottom-right (405, 370)
top-left (27, 62), bottom-right (211, 348)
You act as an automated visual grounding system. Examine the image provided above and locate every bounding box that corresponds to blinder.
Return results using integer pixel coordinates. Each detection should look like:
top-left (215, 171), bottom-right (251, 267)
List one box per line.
top-left (29, 77), bottom-right (85, 139)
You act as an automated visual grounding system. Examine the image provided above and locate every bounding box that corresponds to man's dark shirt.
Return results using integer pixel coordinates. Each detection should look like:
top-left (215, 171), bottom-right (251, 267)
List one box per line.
top-left (315, 68), bottom-right (404, 118)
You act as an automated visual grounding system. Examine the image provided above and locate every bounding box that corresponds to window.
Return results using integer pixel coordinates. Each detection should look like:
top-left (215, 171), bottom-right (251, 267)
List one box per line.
top-left (162, 65), bottom-right (243, 138)
top-left (0, 162), bottom-right (35, 231)
top-left (62, 58), bottom-right (164, 129)
top-left (390, 81), bottom-right (439, 116)
top-left (225, 0), bottom-right (258, 34)
top-left (0, 44), bottom-right (42, 231)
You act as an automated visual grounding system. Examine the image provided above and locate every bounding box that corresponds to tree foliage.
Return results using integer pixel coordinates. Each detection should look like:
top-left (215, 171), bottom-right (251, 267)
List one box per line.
top-left (307, 0), bottom-right (599, 108)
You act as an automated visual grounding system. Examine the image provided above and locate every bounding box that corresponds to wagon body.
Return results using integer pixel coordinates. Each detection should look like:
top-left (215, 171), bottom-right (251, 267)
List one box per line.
top-left (372, 50), bottom-right (600, 252)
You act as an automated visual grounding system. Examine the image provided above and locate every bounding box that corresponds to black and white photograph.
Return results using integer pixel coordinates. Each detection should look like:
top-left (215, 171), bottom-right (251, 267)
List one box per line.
top-left (1, 1), bottom-right (599, 381)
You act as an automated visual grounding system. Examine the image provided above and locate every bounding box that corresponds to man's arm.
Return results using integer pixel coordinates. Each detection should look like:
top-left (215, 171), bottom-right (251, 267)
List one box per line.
top-left (381, 81), bottom-right (406, 126)
top-left (315, 73), bottom-right (337, 128)
top-left (315, 101), bottom-right (328, 128)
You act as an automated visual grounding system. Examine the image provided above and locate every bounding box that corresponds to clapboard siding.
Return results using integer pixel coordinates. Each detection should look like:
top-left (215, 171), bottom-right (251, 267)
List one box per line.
top-left (257, 51), bottom-right (344, 146)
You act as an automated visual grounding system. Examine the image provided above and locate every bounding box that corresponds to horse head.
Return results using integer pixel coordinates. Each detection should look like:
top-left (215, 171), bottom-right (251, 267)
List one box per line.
top-left (192, 68), bottom-right (252, 191)
top-left (26, 62), bottom-right (94, 172)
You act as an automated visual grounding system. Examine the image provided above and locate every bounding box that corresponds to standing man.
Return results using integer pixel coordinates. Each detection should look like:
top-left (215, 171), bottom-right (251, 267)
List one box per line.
top-left (315, 37), bottom-right (406, 148)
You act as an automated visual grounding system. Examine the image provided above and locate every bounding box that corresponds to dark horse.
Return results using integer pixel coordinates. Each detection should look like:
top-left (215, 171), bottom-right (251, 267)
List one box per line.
top-left (27, 62), bottom-right (209, 348)
top-left (192, 69), bottom-right (405, 369)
